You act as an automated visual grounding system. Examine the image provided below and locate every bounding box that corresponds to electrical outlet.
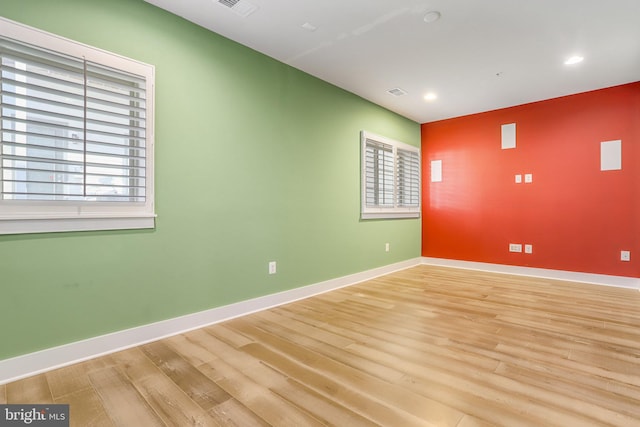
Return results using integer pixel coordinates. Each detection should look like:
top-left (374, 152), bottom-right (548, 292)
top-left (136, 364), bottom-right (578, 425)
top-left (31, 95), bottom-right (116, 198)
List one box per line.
top-left (385, 243), bottom-right (390, 252)
top-left (621, 251), bottom-right (630, 262)
top-left (509, 243), bottom-right (522, 253)
top-left (524, 244), bottom-right (533, 254)
top-left (524, 173), bottom-right (533, 183)
top-left (268, 261), bottom-right (277, 274)
top-left (515, 174), bottom-right (522, 184)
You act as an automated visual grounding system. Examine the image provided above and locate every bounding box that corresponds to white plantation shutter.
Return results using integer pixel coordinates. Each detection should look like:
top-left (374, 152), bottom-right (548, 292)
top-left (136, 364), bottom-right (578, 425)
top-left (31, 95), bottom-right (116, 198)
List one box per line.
top-left (0, 17), bottom-right (154, 234)
top-left (364, 139), bottom-right (394, 208)
top-left (397, 148), bottom-right (420, 207)
top-left (1, 39), bottom-right (147, 201)
top-left (361, 131), bottom-right (420, 219)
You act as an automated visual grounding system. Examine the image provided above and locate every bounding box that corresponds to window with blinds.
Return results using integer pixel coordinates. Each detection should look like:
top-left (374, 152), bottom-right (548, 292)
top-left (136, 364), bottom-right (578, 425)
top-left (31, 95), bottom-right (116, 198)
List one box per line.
top-left (361, 131), bottom-right (420, 219)
top-left (0, 17), bottom-right (155, 234)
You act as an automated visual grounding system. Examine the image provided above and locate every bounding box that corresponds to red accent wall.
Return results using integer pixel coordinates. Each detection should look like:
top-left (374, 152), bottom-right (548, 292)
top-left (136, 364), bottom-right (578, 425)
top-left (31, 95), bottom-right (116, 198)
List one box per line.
top-left (421, 82), bottom-right (640, 277)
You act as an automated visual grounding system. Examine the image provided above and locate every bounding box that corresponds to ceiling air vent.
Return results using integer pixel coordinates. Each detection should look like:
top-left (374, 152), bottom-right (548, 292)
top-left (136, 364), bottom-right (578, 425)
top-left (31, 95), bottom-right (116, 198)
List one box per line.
top-left (387, 88), bottom-right (407, 96)
top-left (217, 0), bottom-right (258, 17)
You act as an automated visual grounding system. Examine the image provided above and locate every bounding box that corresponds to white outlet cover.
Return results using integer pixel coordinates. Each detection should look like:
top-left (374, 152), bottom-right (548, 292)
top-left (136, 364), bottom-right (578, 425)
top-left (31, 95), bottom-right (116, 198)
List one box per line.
top-left (621, 250), bottom-right (630, 261)
top-left (515, 174), bottom-right (522, 183)
top-left (524, 173), bottom-right (533, 183)
top-left (509, 243), bottom-right (522, 253)
top-left (525, 244), bottom-right (533, 254)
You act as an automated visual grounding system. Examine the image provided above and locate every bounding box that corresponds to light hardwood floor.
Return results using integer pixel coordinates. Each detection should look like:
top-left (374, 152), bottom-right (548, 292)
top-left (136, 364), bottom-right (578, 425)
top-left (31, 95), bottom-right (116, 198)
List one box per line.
top-left (2, 265), bottom-right (640, 426)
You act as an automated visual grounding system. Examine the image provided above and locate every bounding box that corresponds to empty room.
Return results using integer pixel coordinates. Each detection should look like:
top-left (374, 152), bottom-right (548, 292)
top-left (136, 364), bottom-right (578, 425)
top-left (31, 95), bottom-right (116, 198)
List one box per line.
top-left (0, 0), bottom-right (638, 426)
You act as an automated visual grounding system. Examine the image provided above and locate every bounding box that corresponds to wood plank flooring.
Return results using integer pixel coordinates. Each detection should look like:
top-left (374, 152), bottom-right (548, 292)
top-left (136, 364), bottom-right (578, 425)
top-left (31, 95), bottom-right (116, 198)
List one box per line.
top-left (3, 265), bottom-right (640, 426)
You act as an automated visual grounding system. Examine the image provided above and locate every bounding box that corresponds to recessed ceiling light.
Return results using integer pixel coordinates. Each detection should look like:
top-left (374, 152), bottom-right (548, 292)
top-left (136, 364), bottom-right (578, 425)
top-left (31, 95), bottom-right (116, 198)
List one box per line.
top-left (424, 11), bottom-right (441, 23)
top-left (424, 92), bottom-right (438, 101)
top-left (564, 55), bottom-right (584, 65)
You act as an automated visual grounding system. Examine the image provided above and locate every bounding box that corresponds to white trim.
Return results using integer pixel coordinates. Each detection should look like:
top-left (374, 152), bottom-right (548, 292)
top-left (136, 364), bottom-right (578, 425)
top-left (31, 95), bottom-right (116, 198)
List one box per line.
top-left (0, 215), bottom-right (156, 235)
top-left (361, 211), bottom-right (420, 219)
top-left (0, 17), bottom-right (153, 76)
top-left (422, 257), bottom-right (640, 289)
top-left (0, 257), bottom-right (421, 385)
top-left (360, 130), bottom-right (421, 220)
top-left (0, 17), bottom-right (155, 235)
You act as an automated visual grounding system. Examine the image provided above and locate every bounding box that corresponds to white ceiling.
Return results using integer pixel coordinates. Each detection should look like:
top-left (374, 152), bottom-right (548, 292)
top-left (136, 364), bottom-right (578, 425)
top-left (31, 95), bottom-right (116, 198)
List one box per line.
top-left (144, 0), bottom-right (640, 123)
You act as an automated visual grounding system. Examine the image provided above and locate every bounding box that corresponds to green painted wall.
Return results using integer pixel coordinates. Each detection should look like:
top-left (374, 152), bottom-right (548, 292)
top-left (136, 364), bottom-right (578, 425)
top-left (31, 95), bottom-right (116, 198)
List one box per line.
top-left (0, 0), bottom-right (420, 360)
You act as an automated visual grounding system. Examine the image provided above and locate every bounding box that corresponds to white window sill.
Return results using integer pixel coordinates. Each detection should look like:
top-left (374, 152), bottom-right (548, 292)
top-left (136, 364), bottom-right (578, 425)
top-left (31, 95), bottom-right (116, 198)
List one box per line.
top-left (361, 211), bottom-right (420, 220)
top-left (0, 215), bottom-right (156, 235)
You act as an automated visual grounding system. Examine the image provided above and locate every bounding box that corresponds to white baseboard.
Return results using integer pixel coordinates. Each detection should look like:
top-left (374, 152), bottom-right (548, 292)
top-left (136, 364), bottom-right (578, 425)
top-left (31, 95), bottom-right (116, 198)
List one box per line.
top-left (422, 257), bottom-right (640, 289)
top-left (5, 256), bottom-right (633, 385)
top-left (0, 257), bottom-right (422, 385)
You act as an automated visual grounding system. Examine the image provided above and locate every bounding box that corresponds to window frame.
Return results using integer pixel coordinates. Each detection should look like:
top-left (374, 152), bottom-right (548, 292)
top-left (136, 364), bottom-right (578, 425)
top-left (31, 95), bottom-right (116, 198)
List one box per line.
top-left (0, 17), bottom-right (155, 235)
top-left (361, 130), bottom-right (421, 220)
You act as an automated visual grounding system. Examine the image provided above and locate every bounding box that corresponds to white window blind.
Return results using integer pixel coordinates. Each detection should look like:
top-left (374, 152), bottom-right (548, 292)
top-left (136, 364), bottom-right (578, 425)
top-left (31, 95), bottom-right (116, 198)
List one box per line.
top-left (361, 131), bottom-right (420, 219)
top-left (397, 147), bottom-right (420, 207)
top-left (364, 140), bottom-right (394, 208)
top-left (0, 17), bottom-right (155, 234)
